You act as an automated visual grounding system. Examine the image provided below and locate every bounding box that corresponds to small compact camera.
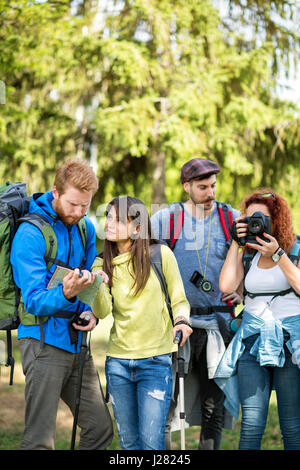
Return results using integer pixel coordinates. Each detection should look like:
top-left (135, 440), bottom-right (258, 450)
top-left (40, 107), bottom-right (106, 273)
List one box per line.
top-left (190, 270), bottom-right (213, 293)
top-left (73, 314), bottom-right (90, 327)
top-left (231, 211), bottom-right (271, 246)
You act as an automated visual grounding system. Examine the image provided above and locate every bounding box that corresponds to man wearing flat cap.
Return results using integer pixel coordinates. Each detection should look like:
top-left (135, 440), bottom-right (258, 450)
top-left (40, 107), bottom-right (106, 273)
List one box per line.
top-left (151, 158), bottom-right (241, 450)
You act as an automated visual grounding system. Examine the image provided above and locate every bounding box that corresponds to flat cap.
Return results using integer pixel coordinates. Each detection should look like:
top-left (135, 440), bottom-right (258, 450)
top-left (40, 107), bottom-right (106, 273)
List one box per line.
top-left (180, 158), bottom-right (220, 184)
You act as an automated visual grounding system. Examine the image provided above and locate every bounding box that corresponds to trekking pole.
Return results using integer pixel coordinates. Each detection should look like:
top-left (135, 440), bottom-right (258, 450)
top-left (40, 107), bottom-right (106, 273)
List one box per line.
top-left (70, 330), bottom-right (88, 450)
top-left (174, 330), bottom-right (185, 450)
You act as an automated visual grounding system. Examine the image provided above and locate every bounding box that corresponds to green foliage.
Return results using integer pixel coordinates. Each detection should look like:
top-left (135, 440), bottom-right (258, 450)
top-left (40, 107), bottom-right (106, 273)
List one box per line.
top-left (0, 0), bottom-right (299, 216)
top-left (0, 2), bottom-right (299, 451)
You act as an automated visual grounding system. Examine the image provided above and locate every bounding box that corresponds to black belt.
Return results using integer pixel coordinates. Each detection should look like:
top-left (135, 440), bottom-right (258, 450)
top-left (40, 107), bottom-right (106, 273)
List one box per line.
top-left (191, 306), bottom-right (233, 315)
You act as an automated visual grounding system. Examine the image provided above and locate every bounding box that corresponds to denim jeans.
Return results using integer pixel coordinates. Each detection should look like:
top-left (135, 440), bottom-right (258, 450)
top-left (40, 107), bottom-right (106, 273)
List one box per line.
top-left (237, 335), bottom-right (300, 450)
top-left (105, 354), bottom-right (173, 450)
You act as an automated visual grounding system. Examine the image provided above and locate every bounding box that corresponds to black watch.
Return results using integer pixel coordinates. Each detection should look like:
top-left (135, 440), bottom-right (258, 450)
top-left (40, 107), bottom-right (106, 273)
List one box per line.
top-left (271, 248), bottom-right (285, 263)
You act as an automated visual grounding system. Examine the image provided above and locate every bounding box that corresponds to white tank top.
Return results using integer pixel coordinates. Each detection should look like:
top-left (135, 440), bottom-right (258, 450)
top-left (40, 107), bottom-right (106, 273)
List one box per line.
top-left (244, 252), bottom-right (300, 320)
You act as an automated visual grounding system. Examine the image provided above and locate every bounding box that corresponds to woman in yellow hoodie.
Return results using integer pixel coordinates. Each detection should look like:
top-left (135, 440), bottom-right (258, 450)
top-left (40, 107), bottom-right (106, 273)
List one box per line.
top-left (92, 196), bottom-right (192, 450)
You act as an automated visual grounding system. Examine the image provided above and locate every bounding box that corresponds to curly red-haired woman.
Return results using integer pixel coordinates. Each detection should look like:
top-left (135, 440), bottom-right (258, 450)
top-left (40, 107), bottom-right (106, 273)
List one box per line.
top-left (214, 189), bottom-right (300, 450)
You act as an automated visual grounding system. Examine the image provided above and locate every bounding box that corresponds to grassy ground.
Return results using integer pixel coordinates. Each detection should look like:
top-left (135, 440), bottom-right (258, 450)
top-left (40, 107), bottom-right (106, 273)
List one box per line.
top-left (0, 317), bottom-right (283, 451)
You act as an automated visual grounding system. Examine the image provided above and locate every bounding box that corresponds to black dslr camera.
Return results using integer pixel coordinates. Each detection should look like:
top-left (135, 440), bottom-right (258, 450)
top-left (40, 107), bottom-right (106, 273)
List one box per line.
top-left (231, 211), bottom-right (271, 246)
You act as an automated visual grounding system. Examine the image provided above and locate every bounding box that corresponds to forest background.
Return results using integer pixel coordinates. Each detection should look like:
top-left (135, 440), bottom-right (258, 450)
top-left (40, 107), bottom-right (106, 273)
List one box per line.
top-left (1, 0), bottom-right (300, 237)
top-left (1, 0), bottom-right (300, 451)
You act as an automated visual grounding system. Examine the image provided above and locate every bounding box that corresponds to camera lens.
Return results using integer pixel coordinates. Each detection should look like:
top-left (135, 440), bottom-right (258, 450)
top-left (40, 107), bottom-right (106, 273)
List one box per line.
top-left (201, 280), bottom-right (212, 292)
top-left (248, 218), bottom-right (263, 233)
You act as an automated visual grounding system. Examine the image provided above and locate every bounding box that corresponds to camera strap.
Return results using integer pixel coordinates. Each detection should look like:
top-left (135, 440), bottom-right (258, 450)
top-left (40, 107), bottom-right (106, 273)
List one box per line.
top-left (189, 210), bottom-right (212, 281)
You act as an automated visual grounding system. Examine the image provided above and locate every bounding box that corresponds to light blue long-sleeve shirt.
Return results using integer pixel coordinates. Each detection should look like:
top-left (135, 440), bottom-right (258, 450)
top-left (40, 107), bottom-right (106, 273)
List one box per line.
top-left (214, 310), bottom-right (300, 420)
top-left (10, 191), bottom-right (97, 353)
top-left (151, 202), bottom-right (240, 311)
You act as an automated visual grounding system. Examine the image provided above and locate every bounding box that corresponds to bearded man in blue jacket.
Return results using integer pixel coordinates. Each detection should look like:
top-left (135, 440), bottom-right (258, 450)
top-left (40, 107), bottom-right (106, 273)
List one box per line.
top-left (11, 158), bottom-right (113, 450)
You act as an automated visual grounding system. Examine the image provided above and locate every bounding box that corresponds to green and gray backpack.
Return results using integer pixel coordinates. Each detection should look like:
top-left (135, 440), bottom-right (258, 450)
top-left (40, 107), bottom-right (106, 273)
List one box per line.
top-left (0, 182), bottom-right (87, 384)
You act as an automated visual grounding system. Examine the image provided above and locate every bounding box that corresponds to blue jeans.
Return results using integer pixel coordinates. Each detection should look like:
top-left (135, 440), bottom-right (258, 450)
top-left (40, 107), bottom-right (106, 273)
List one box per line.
top-left (237, 335), bottom-right (300, 450)
top-left (105, 354), bottom-right (173, 450)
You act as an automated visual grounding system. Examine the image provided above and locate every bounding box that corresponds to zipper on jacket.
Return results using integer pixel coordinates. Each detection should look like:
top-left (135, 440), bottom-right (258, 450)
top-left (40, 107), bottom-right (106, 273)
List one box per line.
top-left (67, 226), bottom-right (72, 265)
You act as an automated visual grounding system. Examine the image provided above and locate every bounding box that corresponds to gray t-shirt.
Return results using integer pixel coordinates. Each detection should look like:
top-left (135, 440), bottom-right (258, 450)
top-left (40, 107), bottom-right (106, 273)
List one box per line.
top-left (151, 201), bottom-right (240, 311)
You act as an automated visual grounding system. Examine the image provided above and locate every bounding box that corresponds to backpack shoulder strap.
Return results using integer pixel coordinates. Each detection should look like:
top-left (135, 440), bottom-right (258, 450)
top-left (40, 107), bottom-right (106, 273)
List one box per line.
top-left (149, 244), bottom-right (174, 326)
top-left (288, 235), bottom-right (300, 266)
top-left (18, 213), bottom-right (58, 270)
top-left (166, 202), bottom-right (184, 251)
top-left (216, 201), bottom-right (233, 247)
top-left (242, 251), bottom-right (255, 277)
top-left (166, 201), bottom-right (234, 250)
top-left (18, 214), bottom-right (89, 271)
top-left (77, 217), bottom-right (87, 252)
top-left (77, 217), bottom-right (88, 269)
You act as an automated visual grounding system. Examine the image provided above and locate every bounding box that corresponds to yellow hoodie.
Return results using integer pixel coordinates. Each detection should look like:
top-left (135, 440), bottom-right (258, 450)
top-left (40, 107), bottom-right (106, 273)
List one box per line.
top-left (92, 244), bottom-right (190, 359)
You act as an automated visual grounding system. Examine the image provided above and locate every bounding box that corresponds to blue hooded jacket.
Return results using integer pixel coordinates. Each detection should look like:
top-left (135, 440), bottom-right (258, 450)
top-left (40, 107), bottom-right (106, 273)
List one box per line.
top-left (10, 190), bottom-right (98, 353)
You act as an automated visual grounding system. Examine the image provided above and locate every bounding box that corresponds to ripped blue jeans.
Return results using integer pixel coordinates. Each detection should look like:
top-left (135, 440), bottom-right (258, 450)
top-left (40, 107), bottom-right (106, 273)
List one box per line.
top-left (105, 354), bottom-right (173, 450)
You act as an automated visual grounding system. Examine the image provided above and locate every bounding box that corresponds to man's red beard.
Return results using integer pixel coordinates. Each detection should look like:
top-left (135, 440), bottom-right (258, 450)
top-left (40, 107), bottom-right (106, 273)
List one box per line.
top-left (53, 198), bottom-right (81, 225)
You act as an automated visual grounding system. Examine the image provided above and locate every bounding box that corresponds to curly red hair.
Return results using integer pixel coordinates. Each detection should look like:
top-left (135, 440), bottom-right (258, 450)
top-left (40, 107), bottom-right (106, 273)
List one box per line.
top-left (240, 188), bottom-right (296, 254)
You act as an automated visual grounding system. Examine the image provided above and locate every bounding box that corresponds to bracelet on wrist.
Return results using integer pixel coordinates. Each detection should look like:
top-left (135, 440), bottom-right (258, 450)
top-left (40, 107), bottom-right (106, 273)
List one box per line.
top-left (174, 319), bottom-right (190, 327)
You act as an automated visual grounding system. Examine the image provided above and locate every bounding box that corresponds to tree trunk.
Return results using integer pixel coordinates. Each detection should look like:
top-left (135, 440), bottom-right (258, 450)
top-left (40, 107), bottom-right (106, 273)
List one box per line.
top-left (152, 147), bottom-right (166, 205)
